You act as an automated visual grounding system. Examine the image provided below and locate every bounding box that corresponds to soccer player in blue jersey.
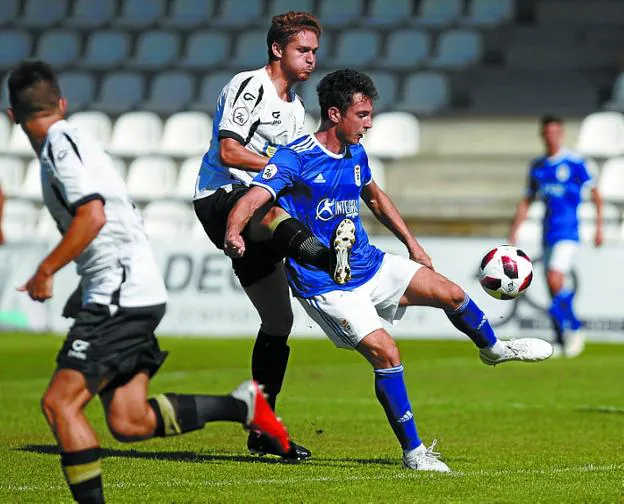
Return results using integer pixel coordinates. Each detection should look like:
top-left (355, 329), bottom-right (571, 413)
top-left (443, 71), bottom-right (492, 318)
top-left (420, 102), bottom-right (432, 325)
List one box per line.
top-left (509, 115), bottom-right (603, 357)
top-left (224, 69), bottom-right (554, 472)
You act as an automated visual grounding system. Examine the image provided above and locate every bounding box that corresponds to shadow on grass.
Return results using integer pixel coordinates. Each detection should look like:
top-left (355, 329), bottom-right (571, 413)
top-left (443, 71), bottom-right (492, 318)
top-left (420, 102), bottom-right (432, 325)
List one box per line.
top-left (18, 444), bottom-right (395, 467)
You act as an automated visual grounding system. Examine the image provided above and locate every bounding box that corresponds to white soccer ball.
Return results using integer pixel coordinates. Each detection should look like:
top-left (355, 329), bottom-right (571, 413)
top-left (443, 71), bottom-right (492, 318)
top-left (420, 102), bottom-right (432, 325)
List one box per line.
top-left (478, 245), bottom-right (533, 300)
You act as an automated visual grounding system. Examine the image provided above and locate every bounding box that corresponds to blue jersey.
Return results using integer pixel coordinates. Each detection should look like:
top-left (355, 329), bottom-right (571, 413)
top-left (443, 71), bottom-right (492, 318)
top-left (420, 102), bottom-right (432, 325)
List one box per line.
top-left (251, 134), bottom-right (385, 297)
top-left (527, 148), bottom-right (593, 245)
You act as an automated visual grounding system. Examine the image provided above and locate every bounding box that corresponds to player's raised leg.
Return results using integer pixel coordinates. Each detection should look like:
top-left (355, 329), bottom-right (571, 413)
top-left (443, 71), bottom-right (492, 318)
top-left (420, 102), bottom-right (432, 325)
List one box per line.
top-left (399, 266), bottom-right (553, 365)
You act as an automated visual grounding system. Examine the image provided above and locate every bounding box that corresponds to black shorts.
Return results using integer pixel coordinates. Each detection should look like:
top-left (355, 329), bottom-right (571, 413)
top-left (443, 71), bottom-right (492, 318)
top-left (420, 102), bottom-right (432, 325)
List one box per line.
top-left (56, 303), bottom-right (168, 394)
top-left (193, 185), bottom-right (285, 287)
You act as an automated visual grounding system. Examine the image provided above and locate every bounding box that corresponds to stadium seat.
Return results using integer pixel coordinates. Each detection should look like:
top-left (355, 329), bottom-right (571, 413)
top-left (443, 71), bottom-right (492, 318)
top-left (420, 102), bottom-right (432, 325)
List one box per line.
top-left (7, 125), bottom-right (32, 156)
top-left (365, 0), bottom-right (412, 27)
top-left (580, 219), bottom-right (621, 244)
top-left (142, 200), bottom-right (194, 240)
top-left (19, 0), bottom-right (68, 27)
top-left (376, 30), bottom-right (431, 70)
top-left (190, 72), bottom-right (233, 112)
top-left (177, 31), bottom-right (230, 70)
top-left (110, 156), bottom-right (127, 181)
top-left (3, 199), bottom-right (39, 242)
top-left (34, 30), bottom-right (81, 69)
top-left (0, 30), bottom-right (32, 70)
top-left (36, 207), bottom-right (60, 240)
top-left (318, 0), bottom-right (363, 28)
top-left (129, 31), bottom-right (181, 70)
top-left (581, 157), bottom-right (600, 200)
top-left (142, 71), bottom-right (195, 115)
top-left (461, 0), bottom-right (514, 26)
top-left (160, 112), bottom-right (212, 157)
top-left (367, 155), bottom-right (386, 191)
top-left (0, 0), bottom-right (18, 27)
top-left (91, 72), bottom-right (145, 116)
top-left (362, 112), bottom-right (419, 159)
top-left (109, 112), bottom-right (163, 157)
top-left (577, 112), bottom-right (624, 158)
top-left (578, 200), bottom-right (620, 222)
top-left (67, 111), bottom-right (113, 147)
top-left (0, 156), bottom-right (24, 196)
top-left (126, 156), bottom-right (177, 201)
top-left (598, 157), bottom-right (624, 203)
top-left (228, 30), bottom-right (267, 69)
top-left (428, 29), bottom-right (483, 69)
top-left (21, 158), bottom-right (42, 201)
top-left (58, 71), bottom-right (96, 112)
top-left (166, 0), bottom-right (216, 29)
top-left (266, 0), bottom-right (314, 20)
top-left (396, 71), bottom-right (450, 115)
top-left (67, 0), bottom-right (116, 28)
top-left (191, 217), bottom-right (209, 240)
top-left (515, 220), bottom-right (541, 243)
top-left (115, 0), bottom-right (165, 28)
top-left (175, 156), bottom-right (202, 199)
top-left (412, 0), bottom-right (463, 26)
top-left (80, 31), bottom-right (131, 70)
top-left (325, 30), bottom-right (380, 68)
top-left (604, 73), bottom-right (624, 112)
top-left (366, 71), bottom-right (398, 112)
top-left (0, 114), bottom-right (10, 151)
top-left (212, 0), bottom-right (263, 28)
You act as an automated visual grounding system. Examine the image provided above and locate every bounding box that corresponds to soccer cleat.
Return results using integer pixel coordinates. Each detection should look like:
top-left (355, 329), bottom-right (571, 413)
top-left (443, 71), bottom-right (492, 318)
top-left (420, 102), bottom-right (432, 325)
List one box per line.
top-left (479, 338), bottom-right (554, 366)
top-left (402, 440), bottom-right (450, 472)
top-left (231, 381), bottom-right (291, 455)
top-left (331, 218), bottom-right (356, 284)
top-left (247, 431), bottom-right (312, 461)
top-left (563, 330), bottom-right (585, 358)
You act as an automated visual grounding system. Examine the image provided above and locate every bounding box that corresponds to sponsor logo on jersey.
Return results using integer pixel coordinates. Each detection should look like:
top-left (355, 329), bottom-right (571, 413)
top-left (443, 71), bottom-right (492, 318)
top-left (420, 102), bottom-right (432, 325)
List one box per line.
top-left (233, 107), bottom-right (249, 126)
top-left (243, 92), bottom-right (255, 102)
top-left (270, 111), bottom-right (282, 125)
top-left (354, 164), bottom-right (361, 187)
top-left (262, 164), bottom-right (278, 180)
top-left (57, 149), bottom-right (68, 160)
top-left (67, 339), bottom-right (90, 360)
top-left (315, 198), bottom-right (358, 221)
top-left (313, 173), bottom-right (326, 184)
top-left (556, 163), bottom-right (570, 182)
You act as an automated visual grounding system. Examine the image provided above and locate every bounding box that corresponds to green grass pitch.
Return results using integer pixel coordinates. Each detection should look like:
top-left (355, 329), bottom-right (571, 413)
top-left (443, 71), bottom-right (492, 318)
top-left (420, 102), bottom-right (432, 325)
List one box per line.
top-left (0, 333), bottom-right (622, 503)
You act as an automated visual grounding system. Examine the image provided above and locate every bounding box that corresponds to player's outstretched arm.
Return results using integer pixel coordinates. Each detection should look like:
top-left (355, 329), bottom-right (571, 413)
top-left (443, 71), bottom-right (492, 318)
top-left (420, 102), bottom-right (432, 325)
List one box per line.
top-left (361, 180), bottom-right (433, 269)
top-left (219, 138), bottom-right (269, 172)
top-left (590, 187), bottom-right (604, 247)
top-left (508, 197), bottom-right (531, 245)
top-left (224, 186), bottom-right (273, 258)
top-left (18, 200), bottom-right (106, 301)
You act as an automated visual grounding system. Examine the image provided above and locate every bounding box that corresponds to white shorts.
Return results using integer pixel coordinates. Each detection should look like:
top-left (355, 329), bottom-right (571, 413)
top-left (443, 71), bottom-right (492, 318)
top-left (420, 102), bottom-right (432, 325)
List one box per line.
top-left (297, 254), bottom-right (421, 350)
top-left (543, 240), bottom-right (578, 275)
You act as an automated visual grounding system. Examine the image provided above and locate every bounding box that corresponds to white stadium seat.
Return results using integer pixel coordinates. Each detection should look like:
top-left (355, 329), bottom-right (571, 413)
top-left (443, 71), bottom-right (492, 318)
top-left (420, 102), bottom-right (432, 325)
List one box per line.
top-left (142, 200), bottom-right (194, 240)
top-left (367, 155), bottom-right (386, 191)
top-left (21, 159), bottom-right (42, 201)
top-left (362, 112), bottom-right (419, 159)
top-left (126, 156), bottom-right (177, 201)
top-left (0, 156), bottom-right (25, 196)
top-left (598, 157), bottom-right (624, 203)
top-left (175, 156), bottom-right (202, 200)
top-left (160, 112), bottom-right (213, 157)
top-left (577, 112), bottom-right (624, 158)
top-left (3, 199), bottom-right (39, 242)
top-left (7, 125), bottom-right (32, 156)
top-left (109, 112), bottom-right (163, 157)
top-left (67, 111), bottom-right (113, 147)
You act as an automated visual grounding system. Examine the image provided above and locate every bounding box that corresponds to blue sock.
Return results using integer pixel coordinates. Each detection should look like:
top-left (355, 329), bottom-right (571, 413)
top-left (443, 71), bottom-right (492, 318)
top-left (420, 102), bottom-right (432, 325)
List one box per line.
top-left (374, 365), bottom-right (421, 451)
top-left (445, 294), bottom-right (497, 348)
top-left (558, 288), bottom-right (581, 330)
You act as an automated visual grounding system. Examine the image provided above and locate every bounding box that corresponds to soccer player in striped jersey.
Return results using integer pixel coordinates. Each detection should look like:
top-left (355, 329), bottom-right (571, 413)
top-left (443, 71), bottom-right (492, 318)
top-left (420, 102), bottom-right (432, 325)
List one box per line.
top-left (8, 60), bottom-right (291, 503)
top-left (225, 69), bottom-right (554, 472)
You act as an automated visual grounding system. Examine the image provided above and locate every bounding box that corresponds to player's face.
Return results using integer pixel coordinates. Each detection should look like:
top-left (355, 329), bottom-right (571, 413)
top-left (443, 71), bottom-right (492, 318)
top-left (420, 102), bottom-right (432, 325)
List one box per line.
top-left (337, 93), bottom-right (373, 145)
top-left (541, 122), bottom-right (563, 153)
top-left (280, 30), bottom-right (319, 82)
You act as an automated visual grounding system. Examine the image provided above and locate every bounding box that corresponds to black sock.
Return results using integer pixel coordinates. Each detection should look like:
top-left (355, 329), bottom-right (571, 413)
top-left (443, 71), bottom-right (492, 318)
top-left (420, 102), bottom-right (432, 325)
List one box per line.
top-left (251, 330), bottom-right (290, 410)
top-left (60, 447), bottom-right (104, 504)
top-left (148, 393), bottom-right (247, 437)
top-left (551, 316), bottom-right (564, 345)
top-left (272, 218), bottom-right (330, 271)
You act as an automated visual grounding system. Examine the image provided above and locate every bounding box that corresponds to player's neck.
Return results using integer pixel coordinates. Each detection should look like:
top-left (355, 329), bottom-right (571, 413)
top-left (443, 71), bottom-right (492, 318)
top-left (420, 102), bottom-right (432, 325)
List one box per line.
top-left (265, 63), bottom-right (293, 102)
top-left (314, 125), bottom-right (345, 155)
top-left (546, 146), bottom-right (563, 158)
top-left (23, 114), bottom-right (64, 155)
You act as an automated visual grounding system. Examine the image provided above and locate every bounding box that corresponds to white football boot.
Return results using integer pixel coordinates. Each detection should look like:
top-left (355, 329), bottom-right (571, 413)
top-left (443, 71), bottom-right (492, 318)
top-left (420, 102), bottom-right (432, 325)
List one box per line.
top-left (479, 338), bottom-right (554, 366)
top-left (564, 330), bottom-right (585, 358)
top-left (331, 218), bottom-right (356, 285)
top-left (402, 440), bottom-right (450, 472)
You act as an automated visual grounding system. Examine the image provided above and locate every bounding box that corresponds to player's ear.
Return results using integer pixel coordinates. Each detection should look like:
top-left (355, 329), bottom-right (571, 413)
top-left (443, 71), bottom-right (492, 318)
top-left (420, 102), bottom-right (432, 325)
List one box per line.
top-left (327, 106), bottom-right (341, 125)
top-left (271, 41), bottom-right (283, 60)
top-left (6, 107), bottom-right (18, 125)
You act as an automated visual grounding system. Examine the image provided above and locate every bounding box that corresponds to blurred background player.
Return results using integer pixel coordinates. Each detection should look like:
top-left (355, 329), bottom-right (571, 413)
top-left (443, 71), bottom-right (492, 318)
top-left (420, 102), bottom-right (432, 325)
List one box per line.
top-left (9, 60), bottom-right (291, 504)
top-left (192, 12), bottom-right (322, 460)
top-left (509, 115), bottom-right (603, 357)
top-left (225, 69), bottom-right (554, 472)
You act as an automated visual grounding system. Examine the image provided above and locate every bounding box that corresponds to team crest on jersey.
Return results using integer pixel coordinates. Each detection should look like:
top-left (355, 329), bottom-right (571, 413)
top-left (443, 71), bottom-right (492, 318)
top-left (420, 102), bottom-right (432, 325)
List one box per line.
top-left (262, 164), bottom-right (278, 179)
top-left (233, 107), bottom-right (249, 126)
top-left (556, 163), bottom-right (570, 182)
top-left (354, 164), bottom-right (361, 187)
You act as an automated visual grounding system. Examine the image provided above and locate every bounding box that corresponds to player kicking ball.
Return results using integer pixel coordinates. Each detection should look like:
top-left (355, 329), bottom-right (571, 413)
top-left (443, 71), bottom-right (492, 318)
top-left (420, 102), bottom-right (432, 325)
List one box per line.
top-left (225, 69), bottom-right (553, 472)
top-left (8, 60), bottom-right (291, 504)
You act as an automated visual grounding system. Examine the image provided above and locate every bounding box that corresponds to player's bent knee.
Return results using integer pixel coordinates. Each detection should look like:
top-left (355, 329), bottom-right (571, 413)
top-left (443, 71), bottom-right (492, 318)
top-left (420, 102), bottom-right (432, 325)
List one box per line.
top-left (106, 412), bottom-right (154, 442)
top-left (447, 282), bottom-right (466, 309)
top-left (41, 391), bottom-right (81, 425)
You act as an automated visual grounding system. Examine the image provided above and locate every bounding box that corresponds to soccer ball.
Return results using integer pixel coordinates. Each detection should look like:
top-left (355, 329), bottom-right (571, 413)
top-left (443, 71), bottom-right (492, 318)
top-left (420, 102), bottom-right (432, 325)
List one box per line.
top-left (478, 245), bottom-right (533, 300)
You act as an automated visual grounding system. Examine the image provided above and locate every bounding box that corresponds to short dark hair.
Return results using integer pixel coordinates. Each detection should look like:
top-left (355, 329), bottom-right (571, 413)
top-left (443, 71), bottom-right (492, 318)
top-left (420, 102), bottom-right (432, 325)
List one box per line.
top-left (267, 11), bottom-right (322, 61)
top-left (540, 114), bottom-right (563, 128)
top-left (317, 69), bottom-right (378, 120)
top-left (8, 60), bottom-right (61, 124)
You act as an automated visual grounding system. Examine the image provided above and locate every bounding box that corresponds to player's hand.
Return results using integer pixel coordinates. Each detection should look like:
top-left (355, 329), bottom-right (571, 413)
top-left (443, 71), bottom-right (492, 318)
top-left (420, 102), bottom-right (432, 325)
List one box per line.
top-left (409, 247), bottom-right (434, 271)
top-left (17, 267), bottom-right (54, 302)
top-left (594, 227), bottom-right (604, 247)
top-left (224, 233), bottom-right (246, 258)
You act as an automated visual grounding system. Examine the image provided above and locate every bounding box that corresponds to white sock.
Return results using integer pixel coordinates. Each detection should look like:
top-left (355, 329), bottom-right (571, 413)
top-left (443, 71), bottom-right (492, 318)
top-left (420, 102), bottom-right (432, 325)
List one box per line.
top-left (486, 339), bottom-right (506, 356)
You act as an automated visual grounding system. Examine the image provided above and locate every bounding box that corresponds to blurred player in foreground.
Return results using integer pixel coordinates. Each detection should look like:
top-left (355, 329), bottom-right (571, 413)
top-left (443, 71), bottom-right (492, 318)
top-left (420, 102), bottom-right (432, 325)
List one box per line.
top-left (224, 69), bottom-right (554, 472)
top-left (509, 115), bottom-right (603, 357)
top-left (8, 60), bottom-right (290, 504)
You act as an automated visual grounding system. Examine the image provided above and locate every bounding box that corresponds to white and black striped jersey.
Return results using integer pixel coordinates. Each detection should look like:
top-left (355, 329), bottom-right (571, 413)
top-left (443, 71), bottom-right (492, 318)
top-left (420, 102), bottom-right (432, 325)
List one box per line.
top-left (194, 67), bottom-right (306, 199)
top-left (39, 120), bottom-right (167, 308)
